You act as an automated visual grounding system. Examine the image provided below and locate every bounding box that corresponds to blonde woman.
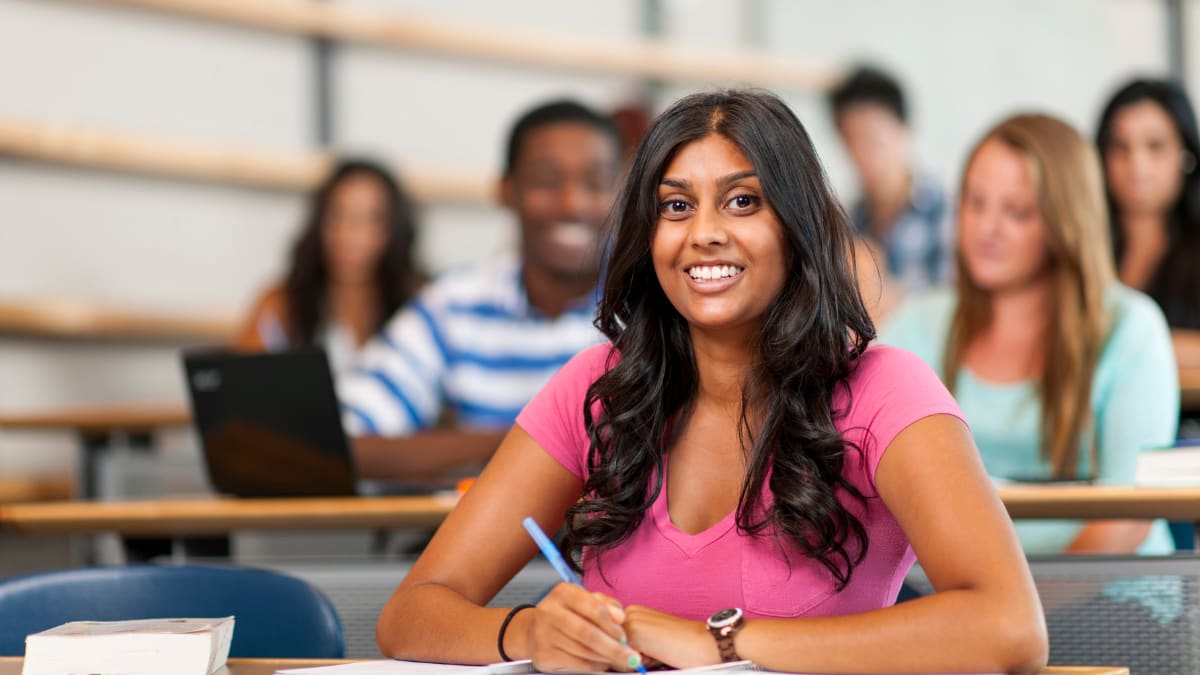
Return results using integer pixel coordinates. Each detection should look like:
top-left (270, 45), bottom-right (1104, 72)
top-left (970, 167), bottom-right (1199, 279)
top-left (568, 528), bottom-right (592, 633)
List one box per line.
top-left (881, 113), bottom-right (1179, 556)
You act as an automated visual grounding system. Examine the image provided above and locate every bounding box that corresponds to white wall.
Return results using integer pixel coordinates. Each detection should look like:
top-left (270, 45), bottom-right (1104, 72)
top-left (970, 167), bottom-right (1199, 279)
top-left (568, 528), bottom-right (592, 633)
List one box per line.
top-left (0, 0), bottom-right (1191, 477)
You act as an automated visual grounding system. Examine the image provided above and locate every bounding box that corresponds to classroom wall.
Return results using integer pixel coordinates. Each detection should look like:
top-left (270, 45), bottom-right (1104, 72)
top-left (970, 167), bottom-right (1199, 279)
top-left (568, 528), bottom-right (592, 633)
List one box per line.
top-left (0, 0), bottom-right (1193, 478)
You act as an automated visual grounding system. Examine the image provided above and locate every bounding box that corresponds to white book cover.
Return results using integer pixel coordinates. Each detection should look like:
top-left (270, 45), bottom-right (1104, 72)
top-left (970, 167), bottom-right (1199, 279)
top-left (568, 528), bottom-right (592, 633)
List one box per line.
top-left (1135, 444), bottom-right (1200, 486)
top-left (22, 616), bottom-right (234, 675)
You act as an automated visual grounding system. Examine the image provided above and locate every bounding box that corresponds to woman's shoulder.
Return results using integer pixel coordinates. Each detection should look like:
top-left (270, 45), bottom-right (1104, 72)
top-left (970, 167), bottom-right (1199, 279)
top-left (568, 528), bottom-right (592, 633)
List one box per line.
top-left (886, 285), bottom-right (957, 325)
top-left (560, 342), bottom-right (619, 381)
top-left (876, 285), bottom-right (957, 369)
top-left (1105, 284), bottom-right (1171, 349)
top-left (235, 283), bottom-right (290, 350)
top-left (251, 284), bottom-right (288, 315)
top-left (849, 343), bottom-right (941, 387)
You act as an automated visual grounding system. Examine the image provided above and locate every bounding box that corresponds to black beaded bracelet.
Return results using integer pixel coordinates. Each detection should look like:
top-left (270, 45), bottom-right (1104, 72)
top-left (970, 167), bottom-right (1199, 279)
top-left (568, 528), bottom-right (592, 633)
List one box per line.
top-left (497, 603), bottom-right (536, 662)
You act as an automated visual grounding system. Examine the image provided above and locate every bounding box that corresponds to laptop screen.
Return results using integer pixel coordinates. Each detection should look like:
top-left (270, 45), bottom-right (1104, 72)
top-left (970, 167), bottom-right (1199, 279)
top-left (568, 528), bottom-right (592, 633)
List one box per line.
top-left (182, 349), bottom-right (357, 498)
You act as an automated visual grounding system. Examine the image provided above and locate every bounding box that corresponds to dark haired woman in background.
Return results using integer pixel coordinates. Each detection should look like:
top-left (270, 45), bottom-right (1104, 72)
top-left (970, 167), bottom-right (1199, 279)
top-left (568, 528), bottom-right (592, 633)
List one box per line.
top-left (1097, 79), bottom-right (1200, 371)
top-left (374, 90), bottom-right (1046, 674)
top-left (236, 158), bottom-right (423, 375)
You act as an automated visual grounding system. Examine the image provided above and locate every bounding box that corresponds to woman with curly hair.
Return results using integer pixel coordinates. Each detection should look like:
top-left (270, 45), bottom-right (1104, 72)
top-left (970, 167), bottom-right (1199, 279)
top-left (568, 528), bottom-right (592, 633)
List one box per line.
top-left (376, 90), bottom-right (1046, 674)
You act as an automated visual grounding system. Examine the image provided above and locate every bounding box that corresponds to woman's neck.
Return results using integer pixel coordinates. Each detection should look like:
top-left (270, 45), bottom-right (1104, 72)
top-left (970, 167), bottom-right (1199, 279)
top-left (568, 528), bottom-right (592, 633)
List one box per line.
top-left (689, 328), bottom-right (757, 412)
top-left (1117, 210), bottom-right (1169, 290)
top-left (987, 278), bottom-right (1053, 336)
top-left (965, 278), bottom-right (1052, 383)
top-left (327, 280), bottom-right (378, 345)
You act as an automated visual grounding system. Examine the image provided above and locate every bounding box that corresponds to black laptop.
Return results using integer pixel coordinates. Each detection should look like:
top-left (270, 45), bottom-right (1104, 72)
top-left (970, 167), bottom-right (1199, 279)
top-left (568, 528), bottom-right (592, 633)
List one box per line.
top-left (182, 349), bottom-right (358, 498)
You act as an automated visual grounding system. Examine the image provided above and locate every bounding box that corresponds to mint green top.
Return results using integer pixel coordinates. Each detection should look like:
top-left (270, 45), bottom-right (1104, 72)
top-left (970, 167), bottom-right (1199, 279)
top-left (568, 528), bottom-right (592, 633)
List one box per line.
top-left (879, 284), bottom-right (1179, 556)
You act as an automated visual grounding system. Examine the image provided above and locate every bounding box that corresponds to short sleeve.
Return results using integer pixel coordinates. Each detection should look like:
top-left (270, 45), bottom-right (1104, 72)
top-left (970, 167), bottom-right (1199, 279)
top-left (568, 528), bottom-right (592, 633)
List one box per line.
top-left (836, 345), bottom-right (966, 494)
top-left (337, 293), bottom-right (449, 437)
top-left (516, 343), bottom-right (615, 480)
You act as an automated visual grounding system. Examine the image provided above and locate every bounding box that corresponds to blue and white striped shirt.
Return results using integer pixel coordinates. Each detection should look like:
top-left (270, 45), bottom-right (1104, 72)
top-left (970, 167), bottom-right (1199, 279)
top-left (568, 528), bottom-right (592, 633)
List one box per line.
top-left (337, 257), bottom-right (605, 436)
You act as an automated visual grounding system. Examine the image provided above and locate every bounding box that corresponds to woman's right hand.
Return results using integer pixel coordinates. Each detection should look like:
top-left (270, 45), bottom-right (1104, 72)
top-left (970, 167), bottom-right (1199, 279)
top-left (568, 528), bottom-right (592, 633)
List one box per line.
top-left (525, 582), bottom-right (643, 672)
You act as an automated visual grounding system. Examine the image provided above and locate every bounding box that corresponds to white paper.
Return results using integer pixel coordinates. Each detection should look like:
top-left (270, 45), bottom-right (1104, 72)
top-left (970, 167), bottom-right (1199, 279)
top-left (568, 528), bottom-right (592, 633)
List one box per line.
top-left (275, 659), bottom-right (756, 675)
top-left (276, 661), bottom-right (484, 675)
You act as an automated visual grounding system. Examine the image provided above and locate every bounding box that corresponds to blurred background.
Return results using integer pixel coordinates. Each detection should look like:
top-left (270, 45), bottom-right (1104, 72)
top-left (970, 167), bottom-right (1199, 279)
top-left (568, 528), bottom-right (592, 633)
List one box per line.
top-left (0, 0), bottom-right (1193, 489)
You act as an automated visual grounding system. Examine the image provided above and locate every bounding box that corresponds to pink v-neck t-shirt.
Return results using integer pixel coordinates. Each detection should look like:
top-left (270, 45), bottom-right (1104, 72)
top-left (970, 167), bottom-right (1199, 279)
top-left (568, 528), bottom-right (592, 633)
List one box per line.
top-left (515, 342), bottom-right (964, 620)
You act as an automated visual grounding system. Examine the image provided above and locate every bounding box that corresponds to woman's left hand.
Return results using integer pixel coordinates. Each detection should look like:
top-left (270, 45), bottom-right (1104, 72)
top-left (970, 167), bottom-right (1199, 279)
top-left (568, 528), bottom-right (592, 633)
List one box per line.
top-left (623, 605), bottom-right (720, 669)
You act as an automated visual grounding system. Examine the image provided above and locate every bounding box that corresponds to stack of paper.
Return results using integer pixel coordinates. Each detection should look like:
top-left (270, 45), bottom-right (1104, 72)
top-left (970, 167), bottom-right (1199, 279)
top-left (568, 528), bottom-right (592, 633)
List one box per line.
top-left (276, 659), bottom-right (756, 674)
top-left (1136, 444), bottom-right (1200, 486)
top-left (22, 616), bottom-right (234, 675)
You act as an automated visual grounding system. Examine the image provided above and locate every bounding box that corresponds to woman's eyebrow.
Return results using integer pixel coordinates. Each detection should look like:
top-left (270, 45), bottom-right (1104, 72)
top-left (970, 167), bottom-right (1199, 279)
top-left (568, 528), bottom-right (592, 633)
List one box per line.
top-left (718, 170), bottom-right (757, 187)
top-left (660, 170), bottom-right (757, 190)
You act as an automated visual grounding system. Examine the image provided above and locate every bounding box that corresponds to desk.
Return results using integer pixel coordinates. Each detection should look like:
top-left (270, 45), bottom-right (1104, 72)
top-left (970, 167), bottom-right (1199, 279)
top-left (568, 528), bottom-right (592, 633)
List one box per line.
top-left (0, 658), bottom-right (353, 675)
top-left (1182, 368), bottom-right (1200, 413)
top-left (3, 487), bottom-right (1196, 538)
top-left (999, 485), bottom-right (1200, 521)
top-left (0, 404), bottom-right (191, 500)
top-left (0, 495), bottom-right (457, 536)
top-left (0, 299), bottom-right (235, 343)
top-left (1, 487), bottom-right (1196, 538)
top-left (0, 405), bottom-right (190, 434)
top-left (0, 657), bottom-right (1132, 674)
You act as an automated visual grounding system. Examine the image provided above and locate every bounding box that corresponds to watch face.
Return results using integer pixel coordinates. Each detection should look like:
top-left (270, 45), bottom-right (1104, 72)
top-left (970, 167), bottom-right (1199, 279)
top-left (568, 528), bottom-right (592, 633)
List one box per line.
top-left (708, 607), bottom-right (743, 628)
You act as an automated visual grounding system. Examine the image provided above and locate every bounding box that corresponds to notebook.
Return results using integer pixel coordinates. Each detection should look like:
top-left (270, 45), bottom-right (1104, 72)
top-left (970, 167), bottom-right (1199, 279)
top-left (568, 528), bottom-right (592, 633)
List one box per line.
top-left (182, 349), bottom-right (358, 498)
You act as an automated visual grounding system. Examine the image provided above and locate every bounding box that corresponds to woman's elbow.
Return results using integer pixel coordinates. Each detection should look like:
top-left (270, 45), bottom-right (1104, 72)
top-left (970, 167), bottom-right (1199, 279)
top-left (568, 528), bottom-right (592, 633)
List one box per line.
top-left (375, 591), bottom-right (415, 658)
top-left (991, 606), bottom-right (1049, 674)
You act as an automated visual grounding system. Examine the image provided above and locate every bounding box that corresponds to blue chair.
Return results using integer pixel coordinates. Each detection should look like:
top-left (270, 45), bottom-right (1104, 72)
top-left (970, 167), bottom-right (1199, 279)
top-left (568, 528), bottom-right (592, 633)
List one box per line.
top-left (0, 564), bottom-right (344, 658)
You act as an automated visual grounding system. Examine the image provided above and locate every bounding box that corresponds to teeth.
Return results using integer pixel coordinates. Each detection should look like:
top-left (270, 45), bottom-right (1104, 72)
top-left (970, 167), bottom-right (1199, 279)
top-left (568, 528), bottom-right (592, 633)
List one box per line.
top-left (687, 265), bottom-right (743, 281)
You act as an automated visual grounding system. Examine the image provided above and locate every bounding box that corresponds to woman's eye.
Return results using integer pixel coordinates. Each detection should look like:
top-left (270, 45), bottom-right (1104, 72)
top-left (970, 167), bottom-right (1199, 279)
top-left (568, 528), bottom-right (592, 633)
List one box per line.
top-left (728, 194), bottom-right (758, 210)
top-left (660, 199), bottom-right (690, 214)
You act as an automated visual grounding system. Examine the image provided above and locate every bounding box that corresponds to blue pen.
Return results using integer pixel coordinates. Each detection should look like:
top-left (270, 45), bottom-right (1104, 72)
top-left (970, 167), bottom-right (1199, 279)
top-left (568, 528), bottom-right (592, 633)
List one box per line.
top-left (521, 517), bottom-right (648, 674)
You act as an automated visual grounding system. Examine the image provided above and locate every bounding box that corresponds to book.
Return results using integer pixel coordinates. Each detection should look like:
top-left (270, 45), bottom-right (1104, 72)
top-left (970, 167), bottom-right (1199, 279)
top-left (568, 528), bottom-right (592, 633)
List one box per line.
top-left (1135, 442), bottom-right (1200, 487)
top-left (22, 616), bottom-right (234, 675)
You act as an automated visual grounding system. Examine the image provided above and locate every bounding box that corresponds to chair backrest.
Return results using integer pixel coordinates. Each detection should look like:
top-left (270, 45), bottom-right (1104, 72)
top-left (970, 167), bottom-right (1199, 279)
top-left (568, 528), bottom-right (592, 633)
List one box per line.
top-left (0, 564), bottom-right (344, 658)
top-left (907, 555), bottom-right (1200, 673)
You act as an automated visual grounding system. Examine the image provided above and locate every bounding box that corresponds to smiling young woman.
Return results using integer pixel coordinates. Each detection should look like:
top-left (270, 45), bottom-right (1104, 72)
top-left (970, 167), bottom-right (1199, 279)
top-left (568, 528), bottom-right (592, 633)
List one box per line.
top-left (375, 90), bottom-right (1047, 675)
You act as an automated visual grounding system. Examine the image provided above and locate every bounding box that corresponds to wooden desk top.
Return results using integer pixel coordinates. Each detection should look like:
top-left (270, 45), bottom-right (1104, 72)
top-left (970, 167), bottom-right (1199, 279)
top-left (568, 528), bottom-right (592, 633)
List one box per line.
top-left (999, 484), bottom-right (1200, 520)
top-left (4, 485), bottom-right (1200, 537)
top-left (1182, 368), bottom-right (1200, 412)
top-left (0, 656), bottom-right (1130, 674)
top-left (0, 476), bottom-right (72, 503)
top-left (0, 404), bottom-right (190, 434)
top-left (0, 298), bottom-right (236, 343)
top-left (0, 495), bottom-right (458, 535)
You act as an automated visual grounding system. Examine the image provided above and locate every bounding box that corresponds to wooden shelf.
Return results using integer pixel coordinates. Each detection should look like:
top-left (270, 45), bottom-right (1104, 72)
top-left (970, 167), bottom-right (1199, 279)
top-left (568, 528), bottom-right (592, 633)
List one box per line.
top-left (0, 494), bottom-right (458, 536)
top-left (0, 298), bottom-right (237, 343)
top-left (0, 404), bottom-right (190, 434)
top-left (0, 116), bottom-right (493, 205)
top-left (0, 476), bottom-right (73, 504)
top-left (85, 0), bottom-right (838, 89)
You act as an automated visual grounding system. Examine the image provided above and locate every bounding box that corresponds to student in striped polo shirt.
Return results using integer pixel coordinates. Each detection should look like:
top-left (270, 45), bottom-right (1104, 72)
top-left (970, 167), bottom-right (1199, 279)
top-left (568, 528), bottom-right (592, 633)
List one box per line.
top-left (338, 99), bottom-right (623, 480)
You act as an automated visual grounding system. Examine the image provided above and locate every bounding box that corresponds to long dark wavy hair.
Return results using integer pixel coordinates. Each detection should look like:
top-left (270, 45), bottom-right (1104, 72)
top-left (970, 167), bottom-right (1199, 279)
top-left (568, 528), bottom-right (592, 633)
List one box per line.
top-left (1097, 78), bottom-right (1200, 329)
top-left (562, 90), bottom-right (876, 590)
top-left (283, 158), bottom-right (422, 344)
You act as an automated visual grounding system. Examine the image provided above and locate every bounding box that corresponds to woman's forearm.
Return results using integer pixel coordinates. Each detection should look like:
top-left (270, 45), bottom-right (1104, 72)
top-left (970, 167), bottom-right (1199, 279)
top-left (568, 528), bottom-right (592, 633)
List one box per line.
top-left (377, 581), bottom-right (515, 664)
top-left (736, 589), bottom-right (1046, 674)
